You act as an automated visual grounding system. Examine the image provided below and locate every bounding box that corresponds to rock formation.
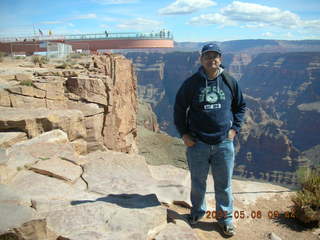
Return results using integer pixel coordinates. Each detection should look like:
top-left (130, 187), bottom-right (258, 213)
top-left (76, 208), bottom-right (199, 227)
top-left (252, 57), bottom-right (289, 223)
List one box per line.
top-left (0, 130), bottom-right (189, 239)
top-left (137, 99), bottom-right (159, 132)
top-left (0, 56), bottom-right (193, 239)
top-left (0, 54), bottom-right (137, 153)
top-left (1, 129), bottom-right (296, 239)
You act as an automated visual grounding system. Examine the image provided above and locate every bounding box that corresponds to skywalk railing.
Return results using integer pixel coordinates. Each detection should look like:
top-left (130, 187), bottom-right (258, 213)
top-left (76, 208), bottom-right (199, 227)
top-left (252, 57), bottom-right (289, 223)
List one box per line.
top-left (0, 31), bottom-right (173, 43)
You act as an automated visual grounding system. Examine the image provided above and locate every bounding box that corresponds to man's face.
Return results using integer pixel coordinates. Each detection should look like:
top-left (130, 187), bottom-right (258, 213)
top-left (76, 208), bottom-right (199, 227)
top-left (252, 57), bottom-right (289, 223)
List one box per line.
top-left (200, 51), bottom-right (222, 73)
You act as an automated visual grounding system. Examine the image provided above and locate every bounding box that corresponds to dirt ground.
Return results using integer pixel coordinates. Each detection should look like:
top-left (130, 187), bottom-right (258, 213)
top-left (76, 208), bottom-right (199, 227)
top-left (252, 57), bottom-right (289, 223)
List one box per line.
top-left (166, 193), bottom-right (319, 240)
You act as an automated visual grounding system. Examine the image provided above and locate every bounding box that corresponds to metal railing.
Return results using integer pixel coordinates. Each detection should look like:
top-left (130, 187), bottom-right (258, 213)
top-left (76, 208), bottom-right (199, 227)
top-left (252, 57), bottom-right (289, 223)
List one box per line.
top-left (0, 31), bottom-right (173, 43)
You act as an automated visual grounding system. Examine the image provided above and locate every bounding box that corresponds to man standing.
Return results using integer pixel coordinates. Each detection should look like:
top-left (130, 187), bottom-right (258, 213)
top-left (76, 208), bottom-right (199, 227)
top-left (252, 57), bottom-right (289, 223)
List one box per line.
top-left (174, 43), bottom-right (246, 237)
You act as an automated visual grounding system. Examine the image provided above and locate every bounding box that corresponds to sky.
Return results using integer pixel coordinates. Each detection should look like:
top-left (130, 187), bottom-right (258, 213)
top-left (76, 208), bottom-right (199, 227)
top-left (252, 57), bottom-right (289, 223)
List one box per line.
top-left (0, 0), bottom-right (320, 42)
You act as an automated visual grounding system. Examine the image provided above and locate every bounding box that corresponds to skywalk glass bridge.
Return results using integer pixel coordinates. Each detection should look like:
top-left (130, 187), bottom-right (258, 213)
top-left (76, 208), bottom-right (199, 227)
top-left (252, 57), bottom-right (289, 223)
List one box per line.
top-left (0, 31), bottom-right (173, 43)
top-left (0, 31), bottom-right (174, 54)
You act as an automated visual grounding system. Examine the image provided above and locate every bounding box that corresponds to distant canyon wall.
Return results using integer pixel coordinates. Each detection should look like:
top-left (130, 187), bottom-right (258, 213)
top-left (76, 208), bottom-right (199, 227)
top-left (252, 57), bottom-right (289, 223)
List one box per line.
top-left (126, 51), bottom-right (320, 185)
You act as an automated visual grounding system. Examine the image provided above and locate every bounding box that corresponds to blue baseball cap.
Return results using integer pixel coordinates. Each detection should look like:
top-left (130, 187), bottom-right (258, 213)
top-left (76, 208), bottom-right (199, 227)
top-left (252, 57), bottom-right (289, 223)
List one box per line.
top-left (201, 43), bottom-right (222, 56)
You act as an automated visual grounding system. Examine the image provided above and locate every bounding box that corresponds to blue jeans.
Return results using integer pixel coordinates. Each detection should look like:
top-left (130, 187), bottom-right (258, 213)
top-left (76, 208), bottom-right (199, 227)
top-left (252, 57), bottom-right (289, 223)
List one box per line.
top-left (187, 138), bottom-right (235, 225)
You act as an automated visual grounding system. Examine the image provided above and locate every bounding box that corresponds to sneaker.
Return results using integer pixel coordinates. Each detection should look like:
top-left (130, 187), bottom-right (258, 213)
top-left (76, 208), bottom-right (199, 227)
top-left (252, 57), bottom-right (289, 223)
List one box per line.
top-left (217, 222), bottom-right (235, 237)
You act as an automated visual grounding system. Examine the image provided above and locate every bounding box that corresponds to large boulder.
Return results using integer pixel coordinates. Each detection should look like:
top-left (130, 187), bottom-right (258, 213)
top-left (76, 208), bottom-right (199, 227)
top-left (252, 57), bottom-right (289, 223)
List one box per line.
top-left (1, 130), bottom-right (77, 184)
top-left (0, 203), bottom-right (36, 233)
top-left (0, 132), bottom-right (27, 148)
top-left (0, 107), bottom-right (86, 141)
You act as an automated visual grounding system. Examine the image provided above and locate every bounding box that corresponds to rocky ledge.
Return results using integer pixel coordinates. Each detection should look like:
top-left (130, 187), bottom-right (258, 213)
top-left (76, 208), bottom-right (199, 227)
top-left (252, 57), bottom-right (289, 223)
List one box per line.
top-left (0, 54), bottom-right (137, 154)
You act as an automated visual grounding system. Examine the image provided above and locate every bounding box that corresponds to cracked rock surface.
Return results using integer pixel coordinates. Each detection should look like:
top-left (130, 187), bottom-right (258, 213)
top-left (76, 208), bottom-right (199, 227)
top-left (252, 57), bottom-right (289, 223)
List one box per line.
top-left (0, 130), bottom-right (193, 239)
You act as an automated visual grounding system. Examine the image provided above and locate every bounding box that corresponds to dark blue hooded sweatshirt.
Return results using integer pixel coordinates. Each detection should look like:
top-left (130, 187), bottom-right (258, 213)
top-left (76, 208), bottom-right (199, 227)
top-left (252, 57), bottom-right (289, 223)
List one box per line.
top-left (174, 66), bottom-right (246, 144)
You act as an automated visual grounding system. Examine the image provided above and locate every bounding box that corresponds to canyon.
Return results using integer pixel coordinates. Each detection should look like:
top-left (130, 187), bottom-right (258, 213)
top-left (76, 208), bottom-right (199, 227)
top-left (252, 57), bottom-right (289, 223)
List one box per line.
top-left (0, 50), bottom-right (319, 239)
top-left (125, 40), bottom-right (320, 185)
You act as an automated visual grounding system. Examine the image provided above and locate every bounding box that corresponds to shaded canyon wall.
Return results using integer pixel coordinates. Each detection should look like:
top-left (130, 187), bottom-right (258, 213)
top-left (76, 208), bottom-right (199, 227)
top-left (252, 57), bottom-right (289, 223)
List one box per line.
top-left (126, 51), bottom-right (320, 185)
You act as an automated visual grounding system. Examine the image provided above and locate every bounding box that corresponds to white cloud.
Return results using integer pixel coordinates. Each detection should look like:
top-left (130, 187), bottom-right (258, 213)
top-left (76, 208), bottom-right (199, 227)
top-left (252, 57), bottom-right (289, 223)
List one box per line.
top-left (159, 0), bottom-right (216, 15)
top-left (100, 24), bottom-right (109, 28)
top-left (284, 32), bottom-right (294, 38)
top-left (91, 0), bottom-right (138, 4)
top-left (221, 1), bottom-right (301, 28)
top-left (302, 19), bottom-right (320, 30)
top-left (189, 13), bottom-right (236, 26)
top-left (101, 16), bottom-right (118, 22)
top-left (72, 13), bottom-right (97, 20)
top-left (262, 32), bottom-right (273, 37)
top-left (241, 23), bottom-right (268, 28)
top-left (188, 1), bottom-right (320, 33)
top-left (40, 21), bottom-right (63, 25)
top-left (302, 35), bottom-right (320, 40)
top-left (38, 14), bottom-right (96, 27)
top-left (117, 18), bottom-right (162, 31)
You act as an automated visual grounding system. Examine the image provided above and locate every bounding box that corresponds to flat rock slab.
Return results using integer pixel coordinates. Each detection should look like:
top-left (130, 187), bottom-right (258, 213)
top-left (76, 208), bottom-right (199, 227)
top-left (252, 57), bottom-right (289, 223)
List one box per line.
top-left (7, 85), bottom-right (46, 98)
top-left (83, 151), bottom-right (192, 205)
top-left (0, 203), bottom-right (36, 233)
top-left (61, 231), bottom-right (111, 240)
top-left (66, 101), bottom-right (104, 117)
top-left (154, 223), bottom-right (201, 240)
top-left (6, 130), bottom-right (78, 171)
top-left (148, 165), bottom-right (294, 208)
top-left (231, 178), bottom-right (293, 205)
top-left (3, 142), bottom-right (78, 185)
top-left (148, 164), bottom-right (190, 183)
top-left (30, 157), bottom-right (82, 183)
top-left (12, 129), bottom-right (69, 146)
top-left (7, 170), bottom-right (96, 204)
top-left (148, 164), bottom-right (191, 207)
top-left (0, 132), bottom-right (27, 148)
top-left (46, 201), bottom-right (166, 240)
top-left (0, 148), bottom-right (8, 165)
top-left (15, 73), bottom-right (33, 81)
top-left (82, 151), bottom-right (155, 195)
top-left (1, 130), bottom-right (78, 184)
top-left (0, 184), bottom-right (30, 206)
top-left (0, 107), bottom-right (86, 140)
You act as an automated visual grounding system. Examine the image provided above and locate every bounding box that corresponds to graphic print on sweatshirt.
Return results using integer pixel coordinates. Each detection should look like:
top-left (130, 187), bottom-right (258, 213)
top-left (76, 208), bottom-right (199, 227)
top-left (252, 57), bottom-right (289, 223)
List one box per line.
top-left (198, 85), bottom-right (225, 110)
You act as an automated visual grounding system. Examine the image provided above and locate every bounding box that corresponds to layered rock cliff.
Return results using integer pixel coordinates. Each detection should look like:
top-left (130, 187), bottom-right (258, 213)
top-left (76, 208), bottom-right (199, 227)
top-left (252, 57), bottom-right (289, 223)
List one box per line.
top-left (240, 52), bottom-right (320, 151)
top-left (0, 54), bottom-right (137, 153)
